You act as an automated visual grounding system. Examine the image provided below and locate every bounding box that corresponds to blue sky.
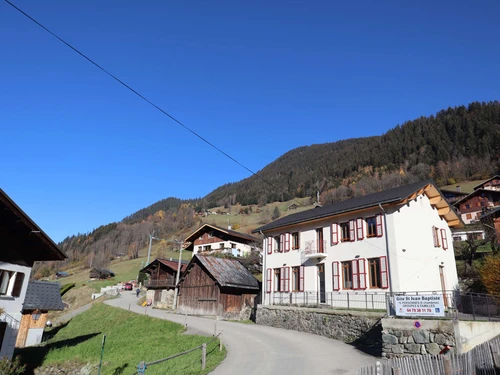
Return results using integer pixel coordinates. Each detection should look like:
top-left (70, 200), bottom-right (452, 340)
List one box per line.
top-left (1, 0), bottom-right (499, 243)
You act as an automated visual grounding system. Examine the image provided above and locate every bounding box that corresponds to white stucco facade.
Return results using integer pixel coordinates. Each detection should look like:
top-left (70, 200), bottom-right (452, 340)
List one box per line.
top-left (0, 262), bottom-right (32, 359)
top-left (193, 239), bottom-right (255, 257)
top-left (261, 191), bottom-right (460, 309)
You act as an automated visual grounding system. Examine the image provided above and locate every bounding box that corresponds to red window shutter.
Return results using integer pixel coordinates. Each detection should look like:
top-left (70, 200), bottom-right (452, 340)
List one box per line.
top-left (267, 237), bottom-right (273, 254)
top-left (332, 262), bottom-right (340, 291)
top-left (376, 215), bottom-right (383, 237)
top-left (280, 234), bottom-right (284, 252)
top-left (352, 260), bottom-right (359, 289)
top-left (284, 233), bottom-right (290, 252)
top-left (280, 267), bottom-right (285, 291)
top-left (380, 256), bottom-right (388, 289)
top-left (266, 268), bottom-right (272, 293)
top-left (299, 266), bottom-right (304, 292)
top-left (356, 218), bottom-right (364, 240)
top-left (358, 259), bottom-right (367, 290)
top-left (441, 229), bottom-right (448, 250)
top-left (284, 267), bottom-right (290, 292)
top-left (331, 224), bottom-right (339, 245)
top-left (349, 220), bottom-right (356, 242)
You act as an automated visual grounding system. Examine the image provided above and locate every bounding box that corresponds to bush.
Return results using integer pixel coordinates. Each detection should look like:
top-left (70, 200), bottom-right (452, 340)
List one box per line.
top-left (0, 356), bottom-right (26, 375)
top-left (480, 255), bottom-right (500, 296)
top-left (60, 283), bottom-right (76, 296)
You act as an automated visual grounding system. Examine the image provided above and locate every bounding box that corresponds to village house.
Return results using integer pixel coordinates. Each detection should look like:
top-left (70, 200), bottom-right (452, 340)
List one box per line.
top-left (453, 176), bottom-right (500, 225)
top-left (15, 281), bottom-right (64, 348)
top-left (140, 258), bottom-right (188, 308)
top-left (184, 224), bottom-right (261, 258)
top-left (177, 254), bottom-right (260, 320)
top-left (0, 189), bottom-right (66, 359)
top-left (253, 180), bottom-right (463, 308)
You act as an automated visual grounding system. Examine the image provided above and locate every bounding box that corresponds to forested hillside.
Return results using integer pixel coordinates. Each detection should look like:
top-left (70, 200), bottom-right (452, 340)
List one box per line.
top-left (46, 101), bottom-right (499, 277)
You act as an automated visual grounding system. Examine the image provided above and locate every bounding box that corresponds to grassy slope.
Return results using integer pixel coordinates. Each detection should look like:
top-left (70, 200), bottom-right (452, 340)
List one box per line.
top-left (18, 304), bottom-right (225, 375)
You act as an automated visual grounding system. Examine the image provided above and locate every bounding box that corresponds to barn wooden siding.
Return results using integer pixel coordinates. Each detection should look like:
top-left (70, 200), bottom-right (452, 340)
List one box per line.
top-left (178, 263), bottom-right (257, 319)
top-left (15, 311), bottom-right (47, 348)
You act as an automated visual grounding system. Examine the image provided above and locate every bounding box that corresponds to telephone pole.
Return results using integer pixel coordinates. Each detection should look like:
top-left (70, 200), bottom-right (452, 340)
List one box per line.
top-left (172, 239), bottom-right (184, 310)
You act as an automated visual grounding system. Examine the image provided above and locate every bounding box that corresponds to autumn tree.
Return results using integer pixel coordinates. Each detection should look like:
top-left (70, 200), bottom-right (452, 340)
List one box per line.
top-left (480, 255), bottom-right (500, 296)
top-left (272, 206), bottom-right (281, 220)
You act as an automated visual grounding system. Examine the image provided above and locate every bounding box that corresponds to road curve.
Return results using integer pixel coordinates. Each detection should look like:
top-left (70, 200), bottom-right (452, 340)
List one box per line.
top-left (105, 292), bottom-right (378, 375)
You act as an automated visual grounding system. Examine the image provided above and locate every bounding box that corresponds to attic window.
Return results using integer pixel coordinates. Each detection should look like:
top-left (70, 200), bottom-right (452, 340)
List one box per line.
top-left (208, 232), bottom-right (214, 238)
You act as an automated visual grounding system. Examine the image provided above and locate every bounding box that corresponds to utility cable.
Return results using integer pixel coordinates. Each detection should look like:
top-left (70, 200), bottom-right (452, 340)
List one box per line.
top-left (4, 0), bottom-right (309, 209)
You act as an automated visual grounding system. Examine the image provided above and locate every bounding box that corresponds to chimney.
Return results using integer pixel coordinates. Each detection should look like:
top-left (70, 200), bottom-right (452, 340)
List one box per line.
top-left (228, 225), bottom-right (232, 230)
top-left (456, 185), bottom-right (461, 192)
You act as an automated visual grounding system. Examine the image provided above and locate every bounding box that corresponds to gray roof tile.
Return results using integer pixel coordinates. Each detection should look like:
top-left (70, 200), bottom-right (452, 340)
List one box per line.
top-left (23, 281), bottom-right (65, 311)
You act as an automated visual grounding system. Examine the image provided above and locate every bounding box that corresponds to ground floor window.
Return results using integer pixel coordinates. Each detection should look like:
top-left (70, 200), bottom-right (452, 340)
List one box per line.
top-left (342, 262), bottom-right (352, 289)
top-left (291, 266), bottom-right (304, 292)
top-left (274, 269), bottom-right (281, 292)
top-left (368, 258), bottom-right (381, 288)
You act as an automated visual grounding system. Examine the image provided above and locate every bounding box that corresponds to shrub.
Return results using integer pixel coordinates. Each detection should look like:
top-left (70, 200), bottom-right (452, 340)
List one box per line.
top-left (480, 255), bottom-right (500, 296)
top-left (0, 356), bottom-right (26, 375)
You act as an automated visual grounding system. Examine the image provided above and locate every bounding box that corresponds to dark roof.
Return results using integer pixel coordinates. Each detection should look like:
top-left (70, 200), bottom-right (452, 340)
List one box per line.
top-left (481, 206), bottom-right (500, 219)
top-left (0, 189), bottom-right (67, 266)
top-left (140, 258), bottom-right (189, 274)
top-left (184, 255), bottom-right (259, 291)
top-left (23, 281), bottom-right (65, 311)
top-left (473, 175), bottom-right (500, 191)
top-left (185, 224), bottom-right (258, 245)
top-left (254, 180), bottom-right (460, 233)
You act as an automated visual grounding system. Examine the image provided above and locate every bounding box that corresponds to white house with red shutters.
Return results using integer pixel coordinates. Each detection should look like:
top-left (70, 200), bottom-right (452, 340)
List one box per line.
top-left (253, 180), bottom-right (463, 308)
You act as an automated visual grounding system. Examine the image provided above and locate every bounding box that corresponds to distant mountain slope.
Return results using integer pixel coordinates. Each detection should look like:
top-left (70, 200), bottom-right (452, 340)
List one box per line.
top-left (204, 101), bottom-right (500, 207)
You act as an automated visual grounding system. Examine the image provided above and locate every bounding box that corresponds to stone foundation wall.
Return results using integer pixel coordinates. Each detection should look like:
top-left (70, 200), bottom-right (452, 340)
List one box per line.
top-left (256, 305), bottom-right (384, 343)
top-left (381, 318), bottom-right (456, 358)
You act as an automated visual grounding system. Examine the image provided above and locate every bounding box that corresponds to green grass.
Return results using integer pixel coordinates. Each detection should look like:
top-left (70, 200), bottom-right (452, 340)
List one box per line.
top-left (16, 303), bottom-right (226, 375)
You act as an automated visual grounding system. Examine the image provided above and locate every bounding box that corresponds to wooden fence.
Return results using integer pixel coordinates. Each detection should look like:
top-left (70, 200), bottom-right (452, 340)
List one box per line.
top-left (357, 337), bottom-right (500, 375)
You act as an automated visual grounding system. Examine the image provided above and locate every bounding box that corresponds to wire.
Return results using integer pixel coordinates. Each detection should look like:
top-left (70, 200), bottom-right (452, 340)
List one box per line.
top-left (4, 0), bottom-right (308, 209)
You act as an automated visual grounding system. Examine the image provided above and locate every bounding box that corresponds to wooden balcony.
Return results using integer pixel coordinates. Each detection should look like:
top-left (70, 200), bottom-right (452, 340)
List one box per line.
top-left (145, 277), bottom-right (176, 288)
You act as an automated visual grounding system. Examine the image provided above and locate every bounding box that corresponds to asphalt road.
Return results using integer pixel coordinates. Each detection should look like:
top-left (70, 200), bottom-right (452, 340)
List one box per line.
top-left (105, 292), bottom-right (378, 375)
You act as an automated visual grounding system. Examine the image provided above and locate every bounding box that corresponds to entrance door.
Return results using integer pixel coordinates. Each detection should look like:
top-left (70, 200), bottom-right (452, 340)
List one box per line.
top-left (318, 264), bottom-right (326, 303)
top-left (316, 229), bottom-right (324, 253)
top-left (439, 266), bottom-right (448, 307)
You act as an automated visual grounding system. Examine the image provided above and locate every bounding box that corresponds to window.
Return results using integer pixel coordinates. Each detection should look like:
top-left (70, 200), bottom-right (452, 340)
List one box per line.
top-left (230, 243), bottom-right (236, 249)
top-left (267, 237), bottom-right (273, 254)
top-left (342, 262), bottom-right (352, 289)
top-left (203, 245), bottom-right (211, 251)
top-left (274, 236), bottom-right (281, 252)
top-left (274, 269), bottom-right (281, 292)
top-left (197, 246), bottom-right (202, 252)
top-left (440, 229), bottom-right (448, 250)
top-left (466, 213), bottom-right (472, 219)
top-left (368, 258), bottom-right (381, 288)
top-left (432, 226), bottom-right (440, 247)
top-left (480, 201), bottom-right (485, 207)
top-left (292, 232), bottom-right (300, 250)
top-left (332, 262), bottom-right (340, 291)
top-left (220, 243), bottom-right (224, 249)
top-left (366, 215), bottom-right (383, 237)
top-left (0, 271), bottom-right (24, 297)
top-left (465, 204), bottom-right (470, 209)
top-left (316, 228), bottom-right (325, 252)
top-left (280, 233), bottom-right (290, 252)
top-left (331, 224), bottom-right (339, 245)
top-left (292, 266), bottom-right (304, 291)
top-left (281, 267), bottom-right (290, 292)
top-left (340, 223), bottom-right (350, 242)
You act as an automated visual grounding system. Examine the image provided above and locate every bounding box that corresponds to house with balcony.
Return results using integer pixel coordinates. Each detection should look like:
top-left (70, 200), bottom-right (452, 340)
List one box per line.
top-left (453, 176), bottom-right (500, 225)
top-left (0, 189), bottom-right (66, 359)
top-left (253, 180), bottom-right (463, 309)
top-left (184, 224), bottom-right (261, 258)
top-left (140, 258), bottom-right (188, 308)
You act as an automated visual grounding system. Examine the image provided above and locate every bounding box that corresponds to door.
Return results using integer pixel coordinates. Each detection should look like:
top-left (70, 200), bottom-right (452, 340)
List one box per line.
top-left (318, 264), bottom-right (326, 303)
top-left (439, 266), bottom-right (448, 307)
top-left (316, 228), bottom-right (324, 253)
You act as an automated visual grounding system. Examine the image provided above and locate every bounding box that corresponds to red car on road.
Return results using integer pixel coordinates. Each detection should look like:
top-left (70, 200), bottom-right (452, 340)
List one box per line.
top-left (124, 283), bottom-right (133, 290)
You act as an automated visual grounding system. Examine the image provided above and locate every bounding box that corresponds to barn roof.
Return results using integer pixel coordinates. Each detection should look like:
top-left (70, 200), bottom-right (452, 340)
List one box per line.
top-left (254, 180), bottom-right (463, 233)
top-left (23, 281), bottom-right (65, 311)
top-left (186, 255), bottom-right (259, 291)
top-left (184, 224), bottom-right (258, 250)
top-left (140, 258), bottom-right (188, 274)
top-left (0, 189), bottom-right (67, 266)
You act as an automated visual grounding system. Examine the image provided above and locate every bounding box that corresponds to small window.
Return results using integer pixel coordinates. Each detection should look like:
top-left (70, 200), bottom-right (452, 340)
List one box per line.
top-left (292, 232), bottom-right (300, 250)
top-left (274, 269), bottom-right (281, 292)
top-left (342, 261), bottom-right (352, 289)
top-left (230, 243), bottom-right (236, 249)
top-left (466, 213), bottom-right (472, 219)
top-left (465, 204), bottom-right (470, 209)
top-left (208, 232), bottom-right (214, 238)
top-left (340, 223), bottom-right (350, 242)
top-left (274, 235), bottom-right (282, 252)
top-left (219, 243), bottom-right (224, 249)
top-left (203, 245), bottom-right (211, 251)
top-left (366, 217), bottom-right (377, 237)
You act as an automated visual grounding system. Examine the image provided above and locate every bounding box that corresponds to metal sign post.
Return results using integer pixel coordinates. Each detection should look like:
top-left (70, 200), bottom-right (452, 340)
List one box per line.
top-left (97, 334), bottom-right (106, 375)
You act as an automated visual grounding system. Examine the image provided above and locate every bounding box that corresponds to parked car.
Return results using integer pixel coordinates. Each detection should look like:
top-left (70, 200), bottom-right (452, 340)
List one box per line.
top-left (124, 282), bottom-right (133, 290)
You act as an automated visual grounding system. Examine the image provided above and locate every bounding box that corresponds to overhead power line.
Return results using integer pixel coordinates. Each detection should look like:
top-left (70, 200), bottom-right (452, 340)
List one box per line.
top-left (4, 0), bottom-right (308, 209)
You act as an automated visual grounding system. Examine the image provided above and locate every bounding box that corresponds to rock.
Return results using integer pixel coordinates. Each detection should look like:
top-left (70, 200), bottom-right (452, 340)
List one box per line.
top-left (382, 334), bottom-right (398, 344)
top-left (405, 344), bottom-right (421, 354)
top-left (412, 330), bottom-right (430, 344)
top-left (429, 332), bottom-right (435, 342)
top-left (392, 344), bottom-right (404, 354)
top-left (399, 336), bottom-right (408, 344)
top-left (434, 333), bottom-right (447, 345)
top-left (407, 336), bottom-right (414, 344)
top-left (421, 345), bottom-right (427, 355)
top-left (425, 343), bottom-right (441, 355)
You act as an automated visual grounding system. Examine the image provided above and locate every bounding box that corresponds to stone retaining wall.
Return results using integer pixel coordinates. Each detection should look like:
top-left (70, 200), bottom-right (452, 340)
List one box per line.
top-left (381, 318), bottom-right (456, 358)
top-left (256, 305), bottom-right (384, 343)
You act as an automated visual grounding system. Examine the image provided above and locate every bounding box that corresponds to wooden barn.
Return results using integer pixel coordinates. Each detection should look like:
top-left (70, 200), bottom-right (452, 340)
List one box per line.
top-left (177, 255), bottom-right (260, 320)
top-left (140, 258), bottom-right (188, 308)
top-left (15, 281), bottom-right (64, 348)
top-left (89, 268), bottom-right (115, 280)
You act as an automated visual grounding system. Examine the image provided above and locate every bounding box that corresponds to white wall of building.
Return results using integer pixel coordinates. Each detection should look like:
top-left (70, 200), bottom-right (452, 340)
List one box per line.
top-left (0, 262), bottom-right (32, 359)
top-left (193, 240), bottom-right (255, 257)
top-left (262, 194), bottom-right (459, 306)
